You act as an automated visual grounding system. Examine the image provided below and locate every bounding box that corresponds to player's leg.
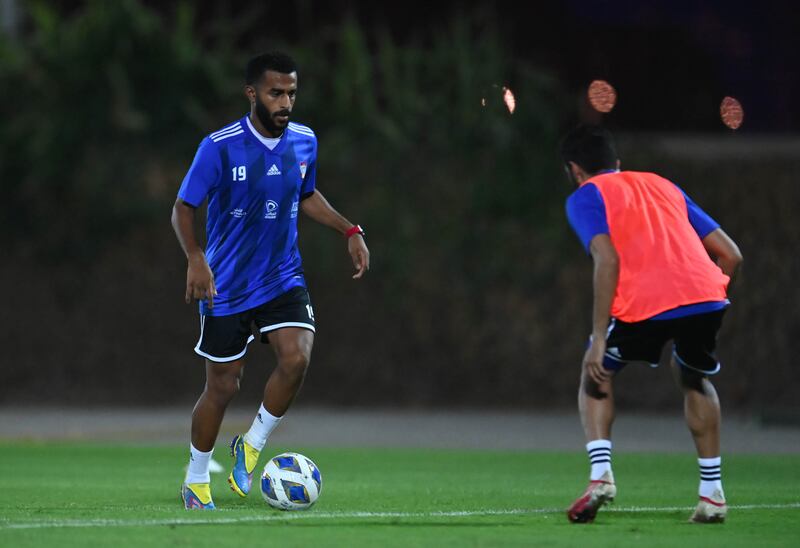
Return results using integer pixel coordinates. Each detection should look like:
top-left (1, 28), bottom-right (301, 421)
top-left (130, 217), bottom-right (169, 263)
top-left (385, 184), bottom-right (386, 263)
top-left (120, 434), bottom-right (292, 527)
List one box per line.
top-left (229, 287), bottom-right (316, 497)
top-left (245, 327), bottom-right (314, 450)
top-left (672, 360), bottom-right (726, 522)
top-left (192, 359), bottom-right (246, 451)
top-left (671, 360), bottom-right (720, 458)
top-left (183, 311), bottom-right (254, 509)
top-left (568, 319), bottom-right (666, 523)
top-left (229, 328), bottom-right (314, 496)
top-left (569, 368), bottom-right (618, 523)
top-left (263, 327), bottom-right (314, 415)
top-left (672, 309), bottom-right (727, 523)
top-left (184, 359), bottom-right (246, 509)
top-left (579, 368), bottom-right (615, 442)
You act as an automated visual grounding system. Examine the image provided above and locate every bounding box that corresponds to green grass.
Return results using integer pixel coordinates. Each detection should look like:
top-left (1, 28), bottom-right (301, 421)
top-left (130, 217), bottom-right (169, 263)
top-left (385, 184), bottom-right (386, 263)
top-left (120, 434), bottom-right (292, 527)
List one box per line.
top-left (0, 443), bottom-right (798, 547)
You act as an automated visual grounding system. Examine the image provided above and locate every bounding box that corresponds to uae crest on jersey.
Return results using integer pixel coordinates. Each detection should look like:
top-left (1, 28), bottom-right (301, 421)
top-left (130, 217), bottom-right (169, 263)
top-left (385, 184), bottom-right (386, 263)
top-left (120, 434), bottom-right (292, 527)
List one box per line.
top-left (299, 161), bottom-right (308, 179)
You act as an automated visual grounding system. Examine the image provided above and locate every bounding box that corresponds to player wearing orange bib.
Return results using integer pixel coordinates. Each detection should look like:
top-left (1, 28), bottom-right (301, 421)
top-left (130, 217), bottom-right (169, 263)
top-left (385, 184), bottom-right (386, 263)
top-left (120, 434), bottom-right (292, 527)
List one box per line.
top-left (560, 126), bottom-right (742, 524)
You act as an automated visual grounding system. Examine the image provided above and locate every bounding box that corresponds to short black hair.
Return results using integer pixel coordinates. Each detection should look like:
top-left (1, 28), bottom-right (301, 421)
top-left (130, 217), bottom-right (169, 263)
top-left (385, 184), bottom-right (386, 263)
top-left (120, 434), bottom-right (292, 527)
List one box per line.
top-left (245, 51), bottom-right (298, 85)
top-left (559, 125), bottom-right (618, 174)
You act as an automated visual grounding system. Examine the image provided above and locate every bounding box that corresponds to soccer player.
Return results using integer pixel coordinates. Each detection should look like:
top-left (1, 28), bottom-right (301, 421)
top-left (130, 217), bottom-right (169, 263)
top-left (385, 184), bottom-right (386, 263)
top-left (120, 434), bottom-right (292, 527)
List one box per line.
top-left (172, 52), bottom-right (369, 510)
top-left (560, 126), bottom-right (742, 524)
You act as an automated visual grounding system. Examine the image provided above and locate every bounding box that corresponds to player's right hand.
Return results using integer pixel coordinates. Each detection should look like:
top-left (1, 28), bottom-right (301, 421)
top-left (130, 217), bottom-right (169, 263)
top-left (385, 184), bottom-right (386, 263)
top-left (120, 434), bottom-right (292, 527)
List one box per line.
top-left (348, 234), bottom-right (370, 280)
top-left (582, 339), bottom-right (612, 385)
top-left (185, 254), bottom-right (217, 309)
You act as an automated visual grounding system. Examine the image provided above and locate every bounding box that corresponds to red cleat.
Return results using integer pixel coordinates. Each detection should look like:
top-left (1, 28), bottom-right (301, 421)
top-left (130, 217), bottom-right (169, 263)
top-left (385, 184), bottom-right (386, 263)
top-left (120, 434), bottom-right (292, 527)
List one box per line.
top-left (567, 472), bottom-right (616, 523)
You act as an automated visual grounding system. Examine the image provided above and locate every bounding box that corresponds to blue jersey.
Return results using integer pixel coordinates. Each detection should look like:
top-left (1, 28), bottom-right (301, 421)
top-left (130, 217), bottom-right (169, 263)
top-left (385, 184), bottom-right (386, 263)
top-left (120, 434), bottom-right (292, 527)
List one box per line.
top-left (178, 116), bottom-right (318, 316)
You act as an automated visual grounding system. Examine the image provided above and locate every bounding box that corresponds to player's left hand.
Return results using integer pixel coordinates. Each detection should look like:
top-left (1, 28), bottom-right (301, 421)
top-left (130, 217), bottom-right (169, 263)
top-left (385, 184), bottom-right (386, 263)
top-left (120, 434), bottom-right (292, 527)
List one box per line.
top-left (583, 338), bottom-right (611, 385)
top-left (348, 234), bottom-right (370, 279)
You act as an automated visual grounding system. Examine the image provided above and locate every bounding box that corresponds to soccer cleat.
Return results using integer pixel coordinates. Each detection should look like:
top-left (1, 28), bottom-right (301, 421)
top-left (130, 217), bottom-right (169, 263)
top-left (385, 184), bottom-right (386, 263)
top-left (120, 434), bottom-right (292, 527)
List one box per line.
top-left (228, 434), bottom-right (261, 497)
top-left (181, 482), bottom-right (216, 510)
top-left (690, 489), bottom-right (727, 523)
top-left (567, 471), bottom-right (617, 523)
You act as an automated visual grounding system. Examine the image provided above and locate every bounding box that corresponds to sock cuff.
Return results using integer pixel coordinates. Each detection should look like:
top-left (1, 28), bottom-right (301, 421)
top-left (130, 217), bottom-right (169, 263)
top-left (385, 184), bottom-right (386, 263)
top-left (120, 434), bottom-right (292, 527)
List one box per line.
top-left (244, 404), bottom-right (283, 452)
top-left (698, 457), bottom-right (721, 467)
top-left (259, 403), bottom-right (282, 423)
top-left (190, 444), bottom-right (214, 457)
top-left (586, 439), bottom-right (612, 452)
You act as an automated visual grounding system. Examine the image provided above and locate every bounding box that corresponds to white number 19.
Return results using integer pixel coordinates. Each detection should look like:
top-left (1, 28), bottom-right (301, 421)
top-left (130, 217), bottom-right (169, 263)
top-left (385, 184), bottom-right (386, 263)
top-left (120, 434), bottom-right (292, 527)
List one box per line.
top-left (232, 166), bottom-right (247, 181)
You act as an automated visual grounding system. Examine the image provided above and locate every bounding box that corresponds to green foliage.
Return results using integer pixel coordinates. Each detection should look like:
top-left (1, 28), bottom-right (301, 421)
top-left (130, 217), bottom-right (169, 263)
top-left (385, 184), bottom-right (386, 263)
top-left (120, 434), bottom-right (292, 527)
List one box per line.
top-left (292, 14), bottom-right (570, 292)
top-left (0, 0), bottom-right (239, 260)
top-left (1, 2), bottom-right (567, 266)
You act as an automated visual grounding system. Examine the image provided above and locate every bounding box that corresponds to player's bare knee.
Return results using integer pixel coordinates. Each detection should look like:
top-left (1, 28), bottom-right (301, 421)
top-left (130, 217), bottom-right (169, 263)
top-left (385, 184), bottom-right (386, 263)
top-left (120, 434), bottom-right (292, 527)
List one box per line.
top-left (277, 348), bottom-right (310, 379)
top-left (581, 374), bottom-right (610, 400)
top-left (210, 380), bottom-right (239, 403)
top-left (206, 368), bottom-right (242, 403)
top-left (676, 366), bottom-right (707, 394)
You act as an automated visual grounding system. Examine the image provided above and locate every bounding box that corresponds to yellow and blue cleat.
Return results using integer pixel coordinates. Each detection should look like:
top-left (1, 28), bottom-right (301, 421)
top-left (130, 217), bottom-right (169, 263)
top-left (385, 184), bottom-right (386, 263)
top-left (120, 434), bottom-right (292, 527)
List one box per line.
top-left (181, 482), bottom-right (216, 510)
top-left (228, 434), bottom-right (261, 497)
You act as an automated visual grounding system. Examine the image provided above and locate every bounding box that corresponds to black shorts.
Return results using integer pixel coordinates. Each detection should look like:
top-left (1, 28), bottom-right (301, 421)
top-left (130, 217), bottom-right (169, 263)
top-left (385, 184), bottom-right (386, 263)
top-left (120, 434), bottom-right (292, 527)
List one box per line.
top-left (601, 309), bottom-right (726, 375)
top-left (194, 287), bottom-right (315, 363)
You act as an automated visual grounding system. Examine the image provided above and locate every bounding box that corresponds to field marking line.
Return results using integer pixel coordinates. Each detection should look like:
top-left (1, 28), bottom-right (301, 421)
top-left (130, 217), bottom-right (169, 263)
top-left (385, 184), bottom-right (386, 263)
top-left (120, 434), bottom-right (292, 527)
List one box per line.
top-left (1, 502), bottom-right (798, 530)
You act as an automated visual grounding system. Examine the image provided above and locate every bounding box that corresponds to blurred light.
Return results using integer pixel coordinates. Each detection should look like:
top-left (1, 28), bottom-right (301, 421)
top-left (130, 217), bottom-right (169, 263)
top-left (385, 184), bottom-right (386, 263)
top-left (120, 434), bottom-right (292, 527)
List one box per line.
top-left (481, 97), bottom-right (486, 107)
top-left (587, 80), bottom-right (617, 113)
top-left (720, 96), bottom-right (744, 130)
top-left (502, 87), bottom-right (516, 114)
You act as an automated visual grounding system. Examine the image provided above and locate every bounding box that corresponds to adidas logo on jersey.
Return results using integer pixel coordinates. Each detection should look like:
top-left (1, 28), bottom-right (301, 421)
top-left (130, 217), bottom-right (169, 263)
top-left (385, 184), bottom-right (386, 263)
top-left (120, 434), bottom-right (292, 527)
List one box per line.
top-left (267, 164), bottom-right (281, 176)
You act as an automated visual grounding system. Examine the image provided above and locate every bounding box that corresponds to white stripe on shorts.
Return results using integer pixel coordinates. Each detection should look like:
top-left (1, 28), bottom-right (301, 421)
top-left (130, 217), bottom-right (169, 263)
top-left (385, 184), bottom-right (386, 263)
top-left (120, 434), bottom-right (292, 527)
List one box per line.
top-left (258, 322), bottom-right (316, 334)
top-left (193, 315), bottom-right (255, 362)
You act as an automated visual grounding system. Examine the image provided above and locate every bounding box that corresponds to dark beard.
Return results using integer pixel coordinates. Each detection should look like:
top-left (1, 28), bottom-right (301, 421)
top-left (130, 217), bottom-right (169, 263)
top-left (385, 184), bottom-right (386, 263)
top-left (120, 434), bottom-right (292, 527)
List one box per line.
top-left (255, 100), bottom-right (289, 136)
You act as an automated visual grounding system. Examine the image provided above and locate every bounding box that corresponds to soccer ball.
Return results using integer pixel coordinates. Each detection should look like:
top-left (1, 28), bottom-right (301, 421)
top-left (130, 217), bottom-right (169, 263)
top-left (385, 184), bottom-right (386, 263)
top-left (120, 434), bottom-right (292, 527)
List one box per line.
top-left (261, 452), bottom-right (322, 510)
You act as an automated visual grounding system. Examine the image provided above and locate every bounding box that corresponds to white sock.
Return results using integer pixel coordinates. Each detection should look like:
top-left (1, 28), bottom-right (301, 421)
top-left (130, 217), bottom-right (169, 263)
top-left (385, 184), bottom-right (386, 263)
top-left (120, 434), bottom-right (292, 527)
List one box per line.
top-left (185, 444), bottom-right (213, 484)
top-left (587, 439), bottom-right (613, 481)
top-left (698, 457), bottom-right (724, 499)
top-left (243, 404), bottom-right (282, 451)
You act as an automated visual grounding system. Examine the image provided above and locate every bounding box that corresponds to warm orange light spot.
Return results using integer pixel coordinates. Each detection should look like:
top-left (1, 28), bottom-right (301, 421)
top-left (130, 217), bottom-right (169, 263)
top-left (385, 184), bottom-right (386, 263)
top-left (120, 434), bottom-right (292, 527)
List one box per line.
top-left (720, 96), bottom-right (744, 130)
top-left (587, 80), bottom-right (617, 113)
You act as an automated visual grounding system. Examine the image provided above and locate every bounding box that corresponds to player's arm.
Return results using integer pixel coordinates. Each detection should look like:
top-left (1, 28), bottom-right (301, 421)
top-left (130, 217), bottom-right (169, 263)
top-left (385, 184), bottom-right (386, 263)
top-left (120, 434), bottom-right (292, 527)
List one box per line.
top-left (300, 190), bottom-right (370, 279)
top-left (680, 189), bottom-right (742, 279)
top-left (585, 234), bottom-right (619, 384)
top-left (701, 228), bottom-right (742, 279)
top-left (565, 184), bottom-right (616, 383)
top-left (171, 198), bottom-right (217, 308)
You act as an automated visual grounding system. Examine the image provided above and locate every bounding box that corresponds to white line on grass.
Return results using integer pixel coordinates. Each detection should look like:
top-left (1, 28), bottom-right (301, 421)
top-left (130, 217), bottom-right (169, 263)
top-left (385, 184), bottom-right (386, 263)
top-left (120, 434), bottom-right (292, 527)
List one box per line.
top-left (2, 503), bottom-right (798, 530)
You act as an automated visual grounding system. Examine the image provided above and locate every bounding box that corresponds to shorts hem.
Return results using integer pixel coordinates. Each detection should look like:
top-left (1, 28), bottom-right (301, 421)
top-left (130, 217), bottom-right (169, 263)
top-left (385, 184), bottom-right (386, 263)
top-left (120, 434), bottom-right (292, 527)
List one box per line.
top-left (258, 322), bottom-right (316, 334)
top-left (194, 335), bottom-right (255, 363)
top-left (602, 352), bottom-right (627, 371)
top-left (673, 349), bottom-right (720, 375)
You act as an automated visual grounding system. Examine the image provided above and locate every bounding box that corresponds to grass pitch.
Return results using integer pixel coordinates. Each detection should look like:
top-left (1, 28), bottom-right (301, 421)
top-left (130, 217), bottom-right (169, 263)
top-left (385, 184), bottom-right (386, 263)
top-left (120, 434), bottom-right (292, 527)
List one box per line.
top-left (0, 443), bottom-right (798, 547)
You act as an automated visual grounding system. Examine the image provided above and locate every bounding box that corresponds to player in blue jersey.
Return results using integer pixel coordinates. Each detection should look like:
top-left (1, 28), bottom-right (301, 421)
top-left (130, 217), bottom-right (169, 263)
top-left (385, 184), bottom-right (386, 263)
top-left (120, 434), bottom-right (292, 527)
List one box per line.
top-left (172, 52), bottom-right (369, 510)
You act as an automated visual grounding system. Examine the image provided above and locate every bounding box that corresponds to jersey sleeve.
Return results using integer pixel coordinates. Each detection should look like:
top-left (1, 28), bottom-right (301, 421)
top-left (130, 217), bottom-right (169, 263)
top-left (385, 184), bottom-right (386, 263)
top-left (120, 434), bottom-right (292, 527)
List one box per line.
top-left (177, 137), bottom-right (221, 207)
top-left (300, 137), bottom-right (317, 198)
top-left (679, 188), bottom-right (720, 238)
top-left (566, 183), bottom-right (609, 253)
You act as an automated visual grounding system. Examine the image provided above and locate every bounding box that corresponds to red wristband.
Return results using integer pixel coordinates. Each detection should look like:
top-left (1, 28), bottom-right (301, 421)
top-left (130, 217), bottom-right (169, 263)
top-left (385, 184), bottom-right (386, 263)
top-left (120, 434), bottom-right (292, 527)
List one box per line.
top-left (345, 225), bottom-right (364, 239)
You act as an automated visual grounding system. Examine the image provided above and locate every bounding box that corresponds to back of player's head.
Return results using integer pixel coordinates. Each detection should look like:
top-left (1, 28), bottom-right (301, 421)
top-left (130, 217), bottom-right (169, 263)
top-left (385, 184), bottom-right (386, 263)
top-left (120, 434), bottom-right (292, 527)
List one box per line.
top-left (246, 52), bottom-right (298, 85)
top-left (559, 125), bottom-right (618, 174)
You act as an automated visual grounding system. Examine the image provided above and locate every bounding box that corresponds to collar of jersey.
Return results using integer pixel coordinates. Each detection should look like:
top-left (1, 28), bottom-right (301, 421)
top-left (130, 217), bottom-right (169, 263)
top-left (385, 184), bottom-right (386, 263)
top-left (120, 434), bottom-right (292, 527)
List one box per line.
top-left (243, 115), bottom-right (289, 155)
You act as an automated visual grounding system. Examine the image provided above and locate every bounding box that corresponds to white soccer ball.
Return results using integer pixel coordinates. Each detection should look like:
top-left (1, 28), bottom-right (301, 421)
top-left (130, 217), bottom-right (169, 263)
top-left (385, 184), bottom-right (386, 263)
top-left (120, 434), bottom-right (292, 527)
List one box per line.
top-left (261, 452), bottom-right (322, 510)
